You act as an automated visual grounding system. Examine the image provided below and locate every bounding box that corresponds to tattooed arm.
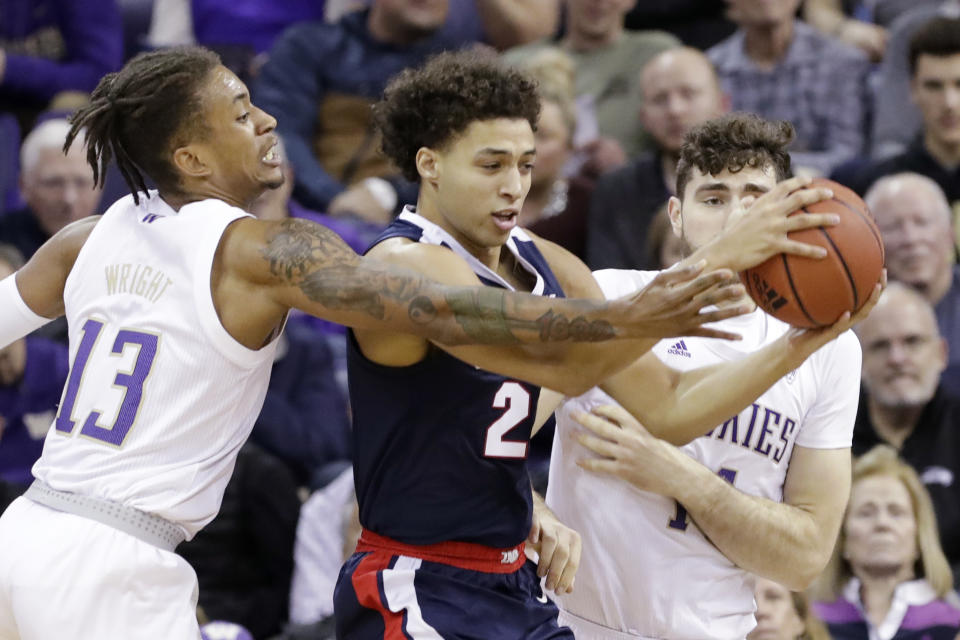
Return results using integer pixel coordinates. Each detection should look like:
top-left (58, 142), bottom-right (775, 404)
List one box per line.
top-left (216, 218), bottom-right (742, 357)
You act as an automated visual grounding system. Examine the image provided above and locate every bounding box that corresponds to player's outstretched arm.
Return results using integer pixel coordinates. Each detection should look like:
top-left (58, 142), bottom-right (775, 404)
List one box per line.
top-left (229, 217), bottom-right (745, 354)
top-left (574, 405), bottom-right (851, 591)
top-left (0, 216), bottom-right (100, 348)
top-left (338, 228), bottom-right (749, 396)
top-left (600, 276), bottom-right (883, 446)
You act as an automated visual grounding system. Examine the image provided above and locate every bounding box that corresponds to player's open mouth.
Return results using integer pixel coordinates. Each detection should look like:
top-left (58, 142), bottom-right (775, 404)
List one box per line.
top-left (261, 144), bottom-right (281, 167)
top-left (491, 209), bottom-right (518, 231)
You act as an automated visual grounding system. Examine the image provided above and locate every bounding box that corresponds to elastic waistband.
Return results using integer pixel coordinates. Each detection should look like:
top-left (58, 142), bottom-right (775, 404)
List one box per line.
top-left (25, 480), bottom-right (186, 552)
top-left (357, 528), bottom-right (526, 573)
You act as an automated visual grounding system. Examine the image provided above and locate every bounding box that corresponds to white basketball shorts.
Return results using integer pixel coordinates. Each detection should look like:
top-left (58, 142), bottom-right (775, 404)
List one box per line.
top-left (0, 497), bottom-right (201, 639)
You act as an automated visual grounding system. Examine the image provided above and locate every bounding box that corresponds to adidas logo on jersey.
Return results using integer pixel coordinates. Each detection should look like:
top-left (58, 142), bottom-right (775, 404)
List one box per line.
top-left (667, 340), bottom-right (692, 358)
top-left (501, 548), bottom-right (520, 564)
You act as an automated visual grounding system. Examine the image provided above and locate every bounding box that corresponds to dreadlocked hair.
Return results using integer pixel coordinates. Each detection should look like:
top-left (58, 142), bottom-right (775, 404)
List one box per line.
top-left (66, 46), bottom-right (221, 204)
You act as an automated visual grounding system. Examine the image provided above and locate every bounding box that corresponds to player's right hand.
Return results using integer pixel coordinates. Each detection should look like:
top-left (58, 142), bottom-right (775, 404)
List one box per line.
top-left (621, 261), bottom-right (753, 341)
top-left (711, 175), bottom-right (840, 272)
top-left (528, 499), bottom-right (581, 595)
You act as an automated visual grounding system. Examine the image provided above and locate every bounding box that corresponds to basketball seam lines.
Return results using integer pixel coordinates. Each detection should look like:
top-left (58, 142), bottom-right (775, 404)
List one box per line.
top-left (829, 197), bottom-right (885, 259)
top-left (780, 252), bottom-right (818, 326)
top-left (809, 208), bottom-right (859, 310)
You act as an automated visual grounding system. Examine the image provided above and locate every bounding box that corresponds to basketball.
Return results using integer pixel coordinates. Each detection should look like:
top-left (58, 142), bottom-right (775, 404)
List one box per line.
top-left (742, 178), bottom-right (885, 329)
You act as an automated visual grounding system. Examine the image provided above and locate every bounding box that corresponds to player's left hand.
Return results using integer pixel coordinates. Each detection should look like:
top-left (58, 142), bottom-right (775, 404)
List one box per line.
top-left (528, 498), bottom-right (581, 594)
top-left (574, 404), bottom-right (690, 497)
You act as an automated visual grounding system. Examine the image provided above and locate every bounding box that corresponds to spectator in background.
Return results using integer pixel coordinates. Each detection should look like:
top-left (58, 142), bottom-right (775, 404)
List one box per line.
top-left (813, 445), bottom-right (960, 639)
top-left (803, 0), bottom-right (890, 61)
top-left (865, 173), bottom-right (960, 367)
top-left (840, 16), bottom-right (960, 214)
top-left (177, 442), bottom-right (301, 640)
top-left (624, 1), bottom-right (736, 51)
top-left (503, 0), bottom-right (680, 169)
top-left (851, 283), bottom-right (960, 570)
top-left (709, 0), bottom-right (871, 176)
top-left (867, 2), bottom-right (959, 159)
top-left (0, 0), bottom-right (122, 132)
top-left (0, 119), bottom-right (101, 261)
top-left (247, 321), bottom-right (352, 489)
top-left (147, 0), bottom-right (558, 62)
top-left (643, 205), bottom-right (686, 270)
top-left (247, 137), bottom-right (381, 259)
top-left (253, 0), bottom-right (464, 224)
top-left (439, 0), bottom-right (560, 51)
top-left (0, 244), bottom-right (68, 509)
top-left (509, 47), bottom-right (594, 260)
top-left (749, 577), bottom-right (831, 640)
top-left (586, 47), bottom-right (727, 270)
top-left (287, 466), bottom-right (359, 635)
top-left (147, 0), bottom-right (328, 81)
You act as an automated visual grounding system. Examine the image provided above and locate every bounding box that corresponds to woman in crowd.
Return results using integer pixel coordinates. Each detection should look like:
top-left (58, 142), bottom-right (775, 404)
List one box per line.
top-left (813, 445), bottom-right (960, 639)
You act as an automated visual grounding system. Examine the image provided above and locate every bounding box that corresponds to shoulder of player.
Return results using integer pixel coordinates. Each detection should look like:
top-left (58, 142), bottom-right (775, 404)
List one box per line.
top-left (524, 230), bottom-right (603, 299)
top-left (217, 217), bottom-right (362, 286)
top-left (366, 237), bottom-right (485, 287)
top-left (591, 267), bottom-right (656, 301)
top-left (52, 214), bottom-right (102, 267)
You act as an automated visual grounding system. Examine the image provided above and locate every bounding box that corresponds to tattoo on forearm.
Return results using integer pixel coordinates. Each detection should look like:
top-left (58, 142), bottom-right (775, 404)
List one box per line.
top-left (262, 219), bottom-right (615, 344)
top-left (535, 310), bottom-right (614, 342)
top-left (444, 289), bottom-right (615, 343)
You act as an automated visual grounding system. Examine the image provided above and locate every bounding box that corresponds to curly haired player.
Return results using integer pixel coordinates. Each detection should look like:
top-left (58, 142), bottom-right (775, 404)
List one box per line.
top-left (333, 55), bottom-right (860, 639)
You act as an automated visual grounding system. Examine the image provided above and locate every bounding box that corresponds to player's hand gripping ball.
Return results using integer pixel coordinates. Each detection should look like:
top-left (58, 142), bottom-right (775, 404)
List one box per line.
top-left (742, 178), bottom-right (885, 328)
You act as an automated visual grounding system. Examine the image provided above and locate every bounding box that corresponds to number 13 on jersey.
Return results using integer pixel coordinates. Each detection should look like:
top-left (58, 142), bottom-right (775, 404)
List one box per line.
top-left (55, 318), bottom-right (159, 447)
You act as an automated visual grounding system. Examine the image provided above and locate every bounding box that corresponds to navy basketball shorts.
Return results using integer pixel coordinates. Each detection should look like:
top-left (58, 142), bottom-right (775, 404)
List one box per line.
top-left (334, 529), bottom-right (575, 639)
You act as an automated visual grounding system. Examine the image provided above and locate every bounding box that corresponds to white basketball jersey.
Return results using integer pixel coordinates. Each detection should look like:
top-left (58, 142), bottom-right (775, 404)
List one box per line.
top-left (32, 192), bottom-right (279, 539)
top-left (547, 269), bottom-right (862, 640)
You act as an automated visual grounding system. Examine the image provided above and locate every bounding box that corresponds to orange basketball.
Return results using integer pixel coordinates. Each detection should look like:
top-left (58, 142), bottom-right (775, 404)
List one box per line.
top-left (741, 178), bottom-right (885, 329)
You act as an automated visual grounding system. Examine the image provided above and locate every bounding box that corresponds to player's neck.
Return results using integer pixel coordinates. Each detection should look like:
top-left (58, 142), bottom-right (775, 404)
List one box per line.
top-left (867, 399), bottom-right (923, 449)
top-left (161, 185), bottom-right (252, 212)
top-left (742, 20), bottom-right (794, 70)
top-left (923, 132), bottom-right (960, 171)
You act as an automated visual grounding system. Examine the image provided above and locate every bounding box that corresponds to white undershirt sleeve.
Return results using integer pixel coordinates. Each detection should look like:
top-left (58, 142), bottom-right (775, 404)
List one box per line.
top-left (0, 274), bottom-right (52, 348)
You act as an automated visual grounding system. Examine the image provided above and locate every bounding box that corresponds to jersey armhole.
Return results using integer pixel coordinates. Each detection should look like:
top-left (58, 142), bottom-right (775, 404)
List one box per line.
top-left (193, 215), bottom-right (281, 369)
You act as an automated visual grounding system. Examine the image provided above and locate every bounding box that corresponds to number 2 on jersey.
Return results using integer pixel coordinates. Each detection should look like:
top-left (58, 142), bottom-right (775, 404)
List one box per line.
top-left (484, 381), bottom-right (530, 459)
top-left (668, 467), bottom-right (737, 531)
top-left (55, 318), bottom-right (159, 447)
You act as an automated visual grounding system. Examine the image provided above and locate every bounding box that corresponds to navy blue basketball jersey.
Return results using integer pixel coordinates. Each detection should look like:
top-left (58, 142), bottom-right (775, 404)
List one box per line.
top-left (347, 208), bottom-right (566, 548)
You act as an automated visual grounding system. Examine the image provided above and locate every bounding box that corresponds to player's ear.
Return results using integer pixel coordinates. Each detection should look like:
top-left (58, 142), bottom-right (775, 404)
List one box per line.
top-left (667, 196), bottom-right (684, 237)
top-left (172, 144), bottom-right (212, 180)
top-left (416, 147), bottom-right (440, 185)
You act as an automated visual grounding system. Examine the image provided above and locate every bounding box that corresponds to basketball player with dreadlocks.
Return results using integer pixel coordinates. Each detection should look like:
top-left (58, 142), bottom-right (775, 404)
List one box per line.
top-left (0, 46), bottom-right (748, 638)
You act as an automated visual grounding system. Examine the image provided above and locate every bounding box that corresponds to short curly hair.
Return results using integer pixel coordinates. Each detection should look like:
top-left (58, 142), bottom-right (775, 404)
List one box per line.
top-left (374, 51), bottom-right (541, 183)
top-left (675, 113), bottom-right (794, 200)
